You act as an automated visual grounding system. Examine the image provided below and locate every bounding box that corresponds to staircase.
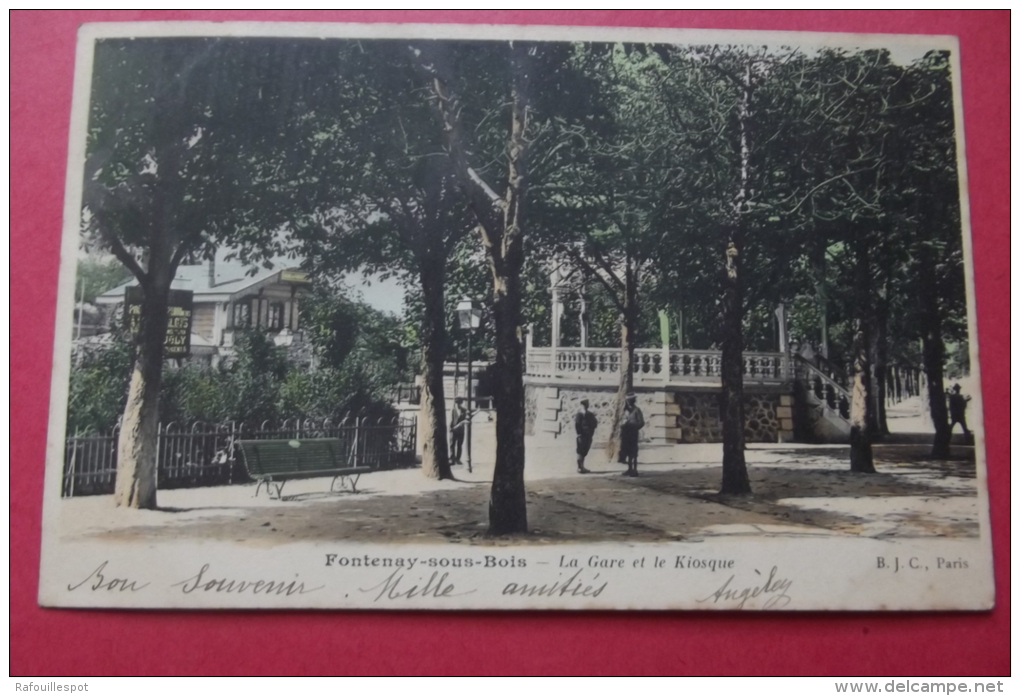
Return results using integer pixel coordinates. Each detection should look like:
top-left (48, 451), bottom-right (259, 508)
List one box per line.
top-left (795, 356), bottom-right (852, 442)
top-left (537, 386), bottom-right (564, 438)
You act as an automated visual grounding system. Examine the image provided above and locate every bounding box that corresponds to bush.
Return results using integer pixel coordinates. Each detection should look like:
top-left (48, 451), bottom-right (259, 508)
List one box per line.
top-left (160, 363), bottom-right (233, 424)
top-left (66, 294), bottom-right (404, 432)
top-left (66, 333), bottom-right (132, 433)
top-left (279, 366), bottom-right (397, 421)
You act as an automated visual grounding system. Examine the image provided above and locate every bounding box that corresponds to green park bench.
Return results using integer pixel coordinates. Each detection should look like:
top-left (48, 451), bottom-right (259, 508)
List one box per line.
top-left (237, 438), bottom-right (372, 500)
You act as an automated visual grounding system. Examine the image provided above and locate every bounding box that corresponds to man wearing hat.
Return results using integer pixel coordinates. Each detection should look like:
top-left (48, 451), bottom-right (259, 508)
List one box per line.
top-left (574, 398), bottom-right (598, 474)
top-left (947, 384), bottom-right (972, 437)
top-left (620, 393), bottom-right (645, 476)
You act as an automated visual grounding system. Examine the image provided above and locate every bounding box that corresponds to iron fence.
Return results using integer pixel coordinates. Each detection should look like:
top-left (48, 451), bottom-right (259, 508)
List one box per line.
top-left (387, 383), bottom-right (422, 405)
top-left (62, 414), bottom-right (418, 497)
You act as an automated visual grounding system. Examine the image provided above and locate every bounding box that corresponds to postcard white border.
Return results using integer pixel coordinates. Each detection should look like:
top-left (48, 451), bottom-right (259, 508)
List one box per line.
top-left (40, 22), bottom-right (991, 612)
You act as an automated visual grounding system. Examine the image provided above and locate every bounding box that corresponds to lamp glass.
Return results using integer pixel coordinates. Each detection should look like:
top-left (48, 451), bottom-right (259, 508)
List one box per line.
top-left (456, 298), bottom-right (481, 330)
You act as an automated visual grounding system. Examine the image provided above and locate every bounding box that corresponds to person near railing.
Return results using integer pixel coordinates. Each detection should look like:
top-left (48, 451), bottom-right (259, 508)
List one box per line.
top-left (574, 398), bottom-right (597, 474)
top-left (620, 393), bottom-right (645, 477)
top-left (450, 398), bottom-right (467, 465)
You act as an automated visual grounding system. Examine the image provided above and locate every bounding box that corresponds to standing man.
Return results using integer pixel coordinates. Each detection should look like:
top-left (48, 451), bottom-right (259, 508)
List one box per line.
top-left (574, 398), bottom-right (598, 474)
top-left (620, 393), bottom-right (645, 477)
top-left (947, 384), bottom-right (972, 437)
top-left (450, 397), bottom-right (467, 465)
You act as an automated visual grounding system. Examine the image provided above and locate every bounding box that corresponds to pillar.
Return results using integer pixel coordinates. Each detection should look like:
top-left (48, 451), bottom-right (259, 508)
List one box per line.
top-left (658, 309), bottom-right (670, 384)
top-left (550, 284), bottom-right (563, 351)
top-left (819, 290), bottom-right (829, 358)
top-left (578, 294), bottom-right (589, 348)
top-left (775, 302), bottom-right (788, 353)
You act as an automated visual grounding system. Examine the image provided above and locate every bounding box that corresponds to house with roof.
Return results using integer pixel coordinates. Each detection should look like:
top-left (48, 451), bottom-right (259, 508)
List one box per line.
top-left (95, 256), bottom-right (311, 364)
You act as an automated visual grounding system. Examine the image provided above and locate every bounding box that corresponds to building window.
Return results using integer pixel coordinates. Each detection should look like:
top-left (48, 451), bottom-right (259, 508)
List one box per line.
top-left (232, 301), bottom-right (251, 328)
top-left (269, 303), bottom-right (284, 331)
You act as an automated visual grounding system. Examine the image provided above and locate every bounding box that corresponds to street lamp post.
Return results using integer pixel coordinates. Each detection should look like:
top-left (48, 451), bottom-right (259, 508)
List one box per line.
top-left (456, 298), bottom-right (482, 473)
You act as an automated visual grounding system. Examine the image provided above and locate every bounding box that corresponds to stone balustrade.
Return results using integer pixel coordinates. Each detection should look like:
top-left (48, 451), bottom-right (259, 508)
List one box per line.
top-left (526, 347), bottom-right (791, 386)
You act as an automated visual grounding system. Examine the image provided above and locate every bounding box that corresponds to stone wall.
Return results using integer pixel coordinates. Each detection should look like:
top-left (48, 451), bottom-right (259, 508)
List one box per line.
top-left (526, 384), bottom-right (664, 443)
top-left (555, 387), bottom-right (636, 444)
top-left (524, 384), bottom-right (539, 437)
top-left (525, 381), bottom-right (795, 444)
top-left (674, 392), bottom-right (790, 443)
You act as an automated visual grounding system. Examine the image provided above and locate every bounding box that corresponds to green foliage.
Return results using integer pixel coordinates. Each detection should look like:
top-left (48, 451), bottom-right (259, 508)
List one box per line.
top-left (66, 333), bottom-right (133, 433)
top-left (944, 341), bottom-right (971, 380)
top-left (74, 37), bottom-right (972, 434)
top-left (66, 290), bottom-right (402, 430)
top-left (526, 43), bottom-right (967, 374)
top-left (84, 38), bottom-right (330, 263)
top-left (160, 315), bottom-right (401, 426)
top-left (76, 258), bottom-right (131, 304)
top-left (302, 287), bottom-right (411, 378)
top-left (278, 366), bottom-right (395, 421)
top-left (159, 363), bottom-right (233, 424)
top-left (227, 330), bottom-right (289, 424)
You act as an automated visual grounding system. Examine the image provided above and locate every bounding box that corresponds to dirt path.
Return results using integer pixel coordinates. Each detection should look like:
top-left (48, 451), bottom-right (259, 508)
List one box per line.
top-left (68, 439), bottom-right (979, 546)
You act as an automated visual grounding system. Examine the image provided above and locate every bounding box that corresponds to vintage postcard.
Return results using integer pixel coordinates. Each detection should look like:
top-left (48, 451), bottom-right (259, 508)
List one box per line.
top-left (39, 22), bottom-right (993, 610)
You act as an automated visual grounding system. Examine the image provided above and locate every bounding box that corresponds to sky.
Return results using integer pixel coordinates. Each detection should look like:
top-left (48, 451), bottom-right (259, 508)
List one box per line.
top-left (339, 271), bottom-right (406, 316)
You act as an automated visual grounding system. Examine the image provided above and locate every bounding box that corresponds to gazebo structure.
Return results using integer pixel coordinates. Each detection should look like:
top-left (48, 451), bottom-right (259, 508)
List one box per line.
top-left (523, 272), bottom-right (851, 446)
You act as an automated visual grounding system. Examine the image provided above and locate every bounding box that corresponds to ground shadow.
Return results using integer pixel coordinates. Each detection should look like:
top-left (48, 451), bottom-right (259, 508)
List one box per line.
top-left (85, 440), bottom-right (979, 545)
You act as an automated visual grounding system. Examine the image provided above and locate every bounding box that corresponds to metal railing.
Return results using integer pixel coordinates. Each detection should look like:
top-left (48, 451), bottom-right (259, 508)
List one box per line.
top-left (387, 383), bottom-right (422, 404)
top-left (62, 414), bottom-right (417, 498)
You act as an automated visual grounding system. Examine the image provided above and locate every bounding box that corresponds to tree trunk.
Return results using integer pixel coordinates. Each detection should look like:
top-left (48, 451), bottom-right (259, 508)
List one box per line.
top-left (487, 272), bottom-right (528, 535)
top-left (418, 255), bottom-right (453, 480)
top-left (848, 325), bottom-right (875, 473)
top-left (869, 296), bottom-right (890, 437)
top-left (923, 332), bottom-right (951, 458)
top-left (719, 235), bottom-right (751, 494)
top-left (719, 63), bottom-right (754, 496)
top-left (848, 239), bottom-right (876, 473)
top-left (919, 253), bottom-right (951, 458)
top-left (606, 261), bottom-right (637, 463)
top-left (114, 281), bottom-right (170, 509)
top-left (486, 44), bottom-right (530, 535)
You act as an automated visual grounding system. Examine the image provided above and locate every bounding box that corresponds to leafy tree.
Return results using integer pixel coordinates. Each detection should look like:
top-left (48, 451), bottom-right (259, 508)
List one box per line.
top-left (82, 38), bottom-right (312, 507)
top-left (270, 42), bottom-right (477, 481)
top-left (75, 257), bottom-right (131, 304)
top-left (413, 40), bottom-right (607, 533)
top-left (788, 49), bottom-right (905, 473)
top-left (895, 51), bottom-right (967, 458)
top-left (530, 44), bottom-right (699, 459)
top-left (647, 45), bottom-right (827, 493)
top-left (790, 49), bottom-right (966, 464)
top-left (292, 286), bottom-right (409, 417)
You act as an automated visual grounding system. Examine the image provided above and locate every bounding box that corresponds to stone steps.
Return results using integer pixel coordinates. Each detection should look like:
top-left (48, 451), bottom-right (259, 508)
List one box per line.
top-left (537, 386), bottom-right (563, 437)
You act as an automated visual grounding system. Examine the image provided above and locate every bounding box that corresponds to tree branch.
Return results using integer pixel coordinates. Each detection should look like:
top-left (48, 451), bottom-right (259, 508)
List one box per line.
top-left (782, 165), bottom-right (879, 216)
top-left (101, 227), bottom-right (148, 286)
top-left (408, 44), bottom-right (505, 239)
top-left (562, 246), bottom-right (626, 313)
top-left (169, 228), bottom-right (209, 271)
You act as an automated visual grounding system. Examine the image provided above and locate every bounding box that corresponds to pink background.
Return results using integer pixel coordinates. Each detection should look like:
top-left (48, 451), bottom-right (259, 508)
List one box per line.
top-left (11, 11), bottom-right (1009, 676)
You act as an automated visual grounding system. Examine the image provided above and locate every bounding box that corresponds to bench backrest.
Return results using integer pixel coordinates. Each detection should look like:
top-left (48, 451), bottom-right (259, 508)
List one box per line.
top-left (237, 438), bottom-right (349, 477)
